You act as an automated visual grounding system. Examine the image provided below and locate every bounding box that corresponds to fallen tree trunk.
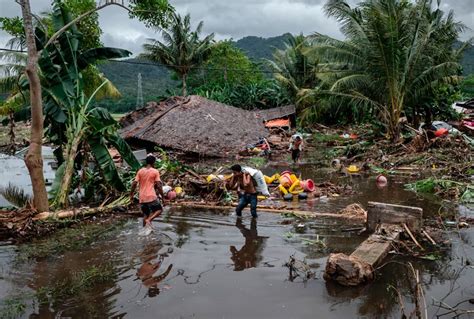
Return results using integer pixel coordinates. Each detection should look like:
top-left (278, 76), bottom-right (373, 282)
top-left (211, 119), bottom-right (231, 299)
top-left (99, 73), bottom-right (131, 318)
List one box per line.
top-left (33, 207), bottom-right (112, 220)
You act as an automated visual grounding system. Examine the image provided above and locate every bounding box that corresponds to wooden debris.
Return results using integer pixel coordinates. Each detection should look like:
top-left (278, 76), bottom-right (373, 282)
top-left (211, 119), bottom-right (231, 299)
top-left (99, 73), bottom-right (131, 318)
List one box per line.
top-left (324, 199), bottom-right (427, 288)
top-left (323, 253), bottom-right (374, 286)
top-left (422, 229), bottom-right (437, 245)
top-left (403, 223), bottom-right (424, 250)
top-left (351, 224), bottom-right (402, 266)
top-left (171, 202), bottom-right (366, 220)
top-left (367, 202), bottom-right (423, 232)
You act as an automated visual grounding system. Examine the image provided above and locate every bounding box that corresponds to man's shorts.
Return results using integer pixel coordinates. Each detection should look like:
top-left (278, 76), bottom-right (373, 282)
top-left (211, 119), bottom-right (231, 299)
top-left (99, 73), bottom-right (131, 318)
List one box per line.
top-left (291, 149), bottom-right (300, 161)
top-left (140, 200), bottom-right (162, 217)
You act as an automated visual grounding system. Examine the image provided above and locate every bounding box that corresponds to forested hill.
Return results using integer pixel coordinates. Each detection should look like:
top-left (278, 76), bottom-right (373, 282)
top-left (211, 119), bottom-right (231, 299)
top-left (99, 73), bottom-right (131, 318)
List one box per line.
top-left (233, 33), bottom-right (293, 61)
top-left (461, 43), bottom-right (474, 75)
top-left (96, 34), bottom-right (474, 108)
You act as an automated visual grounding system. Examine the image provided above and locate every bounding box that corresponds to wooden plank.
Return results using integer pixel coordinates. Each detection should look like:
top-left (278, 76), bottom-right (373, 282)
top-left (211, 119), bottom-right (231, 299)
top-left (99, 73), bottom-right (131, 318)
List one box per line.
top-left (351, 224), bottom-right (402, 267)
top-left (367, 201), bottom-right (423, 232)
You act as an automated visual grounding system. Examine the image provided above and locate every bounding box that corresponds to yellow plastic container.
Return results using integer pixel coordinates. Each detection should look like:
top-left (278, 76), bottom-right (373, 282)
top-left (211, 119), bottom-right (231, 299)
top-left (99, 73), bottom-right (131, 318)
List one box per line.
top-left (279, 174), bottom-right (292, 188)
top-left (347, 165), bottom-right (360, 173)
top-left (175, 186), bottom-right (183, 194)
top-left (206, 174), bottom-right (216, 182)
top-left (279, 185), bottom-right (288, 195)
top-left (288, 180), bottom-right (301, 193)
top-left (264, 173), bottom-right (280, 184)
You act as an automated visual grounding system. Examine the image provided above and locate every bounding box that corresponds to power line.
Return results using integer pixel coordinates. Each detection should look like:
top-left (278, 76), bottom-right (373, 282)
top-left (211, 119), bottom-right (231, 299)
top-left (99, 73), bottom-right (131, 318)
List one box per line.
top-left (106, 59), bottom-right (281, 74)
top-left (0, 47), bottom-right (308, 75)
top-left (0, 48), bottom-right (25, 53)
top-left (136, 72), bottom-right (143, 109)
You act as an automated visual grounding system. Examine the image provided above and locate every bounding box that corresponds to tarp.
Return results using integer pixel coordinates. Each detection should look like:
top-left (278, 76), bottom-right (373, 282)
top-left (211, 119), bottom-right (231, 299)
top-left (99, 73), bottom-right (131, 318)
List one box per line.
top-left (265, 118), bottom-right (290, 128)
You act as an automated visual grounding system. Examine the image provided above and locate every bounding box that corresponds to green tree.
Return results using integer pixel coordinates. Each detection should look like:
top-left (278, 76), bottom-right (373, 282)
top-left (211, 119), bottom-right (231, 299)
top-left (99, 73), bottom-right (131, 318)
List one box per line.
top-left (461, 74), bottom-right (474, 97)
top-left (13, 0), bottom-right (172, 211)
top-left (0, 17), bottom-right (26, 49)
top-left (141, 12), bottom-right (214, 96)
top-left (32, 2), bottom-right (140, 207)
top-left (63, 0), bottom-right (102, 49)
top-left (189, 40), bottom-right (262, 88)
top-left (268, 34), bottom-right (319, 100)
top-left (309, 0), bottom-right (466, 140)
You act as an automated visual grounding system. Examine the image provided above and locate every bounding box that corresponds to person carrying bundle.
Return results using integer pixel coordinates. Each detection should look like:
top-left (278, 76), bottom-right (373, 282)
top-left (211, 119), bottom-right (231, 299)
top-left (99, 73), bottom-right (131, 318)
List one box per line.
top-left (227, 164), bottom-right (270, 218)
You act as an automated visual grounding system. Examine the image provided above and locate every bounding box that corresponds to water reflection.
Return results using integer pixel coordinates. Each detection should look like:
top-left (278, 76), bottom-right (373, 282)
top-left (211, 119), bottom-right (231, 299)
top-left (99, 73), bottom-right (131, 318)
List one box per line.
top-left (136, 240), bottom-right (173, 297)
top-left (230, 218), bottom-right (268, 271)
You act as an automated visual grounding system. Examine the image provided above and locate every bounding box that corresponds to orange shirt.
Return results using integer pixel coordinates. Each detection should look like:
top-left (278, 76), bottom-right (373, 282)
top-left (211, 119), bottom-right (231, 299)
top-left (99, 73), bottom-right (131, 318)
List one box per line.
top-left (135, 167), bottom-right (161, 203)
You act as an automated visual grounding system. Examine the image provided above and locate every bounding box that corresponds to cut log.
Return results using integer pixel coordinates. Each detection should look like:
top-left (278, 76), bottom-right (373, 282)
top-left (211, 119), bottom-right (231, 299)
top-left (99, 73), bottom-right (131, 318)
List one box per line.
top-left (351, 224), bottom-right (402, 266)
top-left (367, 201), bottom-right (422, 232)
top-left (324, 224), bottom-right (402, 286)
top-left (323, 253), bottom-right (374, 286)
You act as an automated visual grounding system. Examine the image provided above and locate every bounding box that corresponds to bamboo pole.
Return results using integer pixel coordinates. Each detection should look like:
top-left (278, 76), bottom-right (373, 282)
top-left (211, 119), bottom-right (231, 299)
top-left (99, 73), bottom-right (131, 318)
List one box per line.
top-left (31, 202), bottom-right (366, 221)
top-left (171, 202), bottom-right (365, 220)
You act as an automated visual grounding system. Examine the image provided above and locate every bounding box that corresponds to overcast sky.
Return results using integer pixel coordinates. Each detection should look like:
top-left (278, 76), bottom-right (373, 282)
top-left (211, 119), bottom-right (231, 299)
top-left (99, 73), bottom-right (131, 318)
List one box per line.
top-left (0, 0), bottom-right (473, 55)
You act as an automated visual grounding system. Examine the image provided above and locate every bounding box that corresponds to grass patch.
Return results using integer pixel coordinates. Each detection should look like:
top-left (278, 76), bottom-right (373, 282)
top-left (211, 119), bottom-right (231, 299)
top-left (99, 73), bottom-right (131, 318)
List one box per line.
top-left (0, 297), bottom-right (26, 319)
top-left (405, 178), bottom-right (474, 203)
top-left (16, 219), bottom-right (129, 261)
top-left (36, 264), bottom-right (116, 307)
top-left (313, 133), bottom-right (342, 143)
top-left (247, 156), bottom-right (267, 168)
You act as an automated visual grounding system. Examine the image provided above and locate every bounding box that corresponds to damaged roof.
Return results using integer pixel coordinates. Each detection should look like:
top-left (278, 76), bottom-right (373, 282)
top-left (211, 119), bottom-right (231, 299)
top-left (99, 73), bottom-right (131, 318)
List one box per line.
top-left (119, 96), bottom-right (269, 157)
top-left (254, 105), bottom-right (296, 122)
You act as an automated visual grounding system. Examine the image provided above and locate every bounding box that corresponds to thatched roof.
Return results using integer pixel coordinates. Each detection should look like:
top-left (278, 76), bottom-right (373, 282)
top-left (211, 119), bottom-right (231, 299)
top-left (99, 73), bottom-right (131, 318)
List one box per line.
top-left (119, 96), bottom-right (268, 157)
top-left (254, 105), bottom-right (296, 122)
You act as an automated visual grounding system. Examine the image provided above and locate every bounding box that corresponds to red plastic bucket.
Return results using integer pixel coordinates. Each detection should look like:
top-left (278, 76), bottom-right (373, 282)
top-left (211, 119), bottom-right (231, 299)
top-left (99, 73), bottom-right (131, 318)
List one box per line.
top-left (300, 179), bottom-right (315, 192)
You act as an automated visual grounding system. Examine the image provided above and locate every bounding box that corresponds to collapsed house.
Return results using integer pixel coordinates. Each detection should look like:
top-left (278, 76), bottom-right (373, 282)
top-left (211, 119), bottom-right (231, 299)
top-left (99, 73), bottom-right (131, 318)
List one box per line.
top-left (255, 104), bottom-right (296, 131)
top-left (120, 95), bottom-right (279, 157)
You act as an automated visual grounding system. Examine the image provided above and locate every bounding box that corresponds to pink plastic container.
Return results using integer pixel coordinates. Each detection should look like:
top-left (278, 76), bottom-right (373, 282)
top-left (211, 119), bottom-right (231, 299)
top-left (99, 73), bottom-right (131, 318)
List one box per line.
top-left (300, 179), bottom-right (315, 192)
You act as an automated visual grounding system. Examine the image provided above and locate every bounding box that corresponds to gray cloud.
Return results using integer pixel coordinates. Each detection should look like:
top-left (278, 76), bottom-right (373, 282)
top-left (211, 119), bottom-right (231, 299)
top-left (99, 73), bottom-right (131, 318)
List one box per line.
top-left (0, 0), bottom-right (473, 55)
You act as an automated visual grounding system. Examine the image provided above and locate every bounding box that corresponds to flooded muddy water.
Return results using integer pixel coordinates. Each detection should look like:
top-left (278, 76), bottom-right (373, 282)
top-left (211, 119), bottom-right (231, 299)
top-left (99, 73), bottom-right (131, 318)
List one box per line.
top-left (0, 147), bottom-right (56, 207)
top-left (1, 185), bottom-right (474, 318)
top-left (1, 157), bottom-right (473, 318)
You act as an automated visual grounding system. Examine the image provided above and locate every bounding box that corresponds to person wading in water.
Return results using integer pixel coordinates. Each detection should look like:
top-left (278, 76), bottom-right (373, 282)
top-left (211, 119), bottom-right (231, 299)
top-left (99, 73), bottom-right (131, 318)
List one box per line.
top-left (227, 164), bottom-right (270, 218)
top-left (130, 155), bottom-right (165, 230)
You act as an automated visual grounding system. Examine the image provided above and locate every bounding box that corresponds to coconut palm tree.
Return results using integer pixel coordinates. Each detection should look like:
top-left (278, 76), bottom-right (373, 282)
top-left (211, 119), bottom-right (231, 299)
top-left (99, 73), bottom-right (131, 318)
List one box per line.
top-left (308, 0), bottom-right (466, 140)
top-left (142, 12), bottom-right (214, 96)
top-left (268, 34), bottom-right (320, 100)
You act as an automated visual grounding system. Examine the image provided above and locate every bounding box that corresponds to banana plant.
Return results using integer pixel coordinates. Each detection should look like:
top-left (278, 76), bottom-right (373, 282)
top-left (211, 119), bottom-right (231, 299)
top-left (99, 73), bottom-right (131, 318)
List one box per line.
top-left (27, 0), bottom-right (140, 207)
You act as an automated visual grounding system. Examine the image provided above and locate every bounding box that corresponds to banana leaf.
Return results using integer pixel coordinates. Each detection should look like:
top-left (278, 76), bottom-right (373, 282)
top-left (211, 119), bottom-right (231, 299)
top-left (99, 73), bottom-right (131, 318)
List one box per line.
top-left (107, 133), bottom-right (141, 170)
top-left (78, 48), bottom-right (132, 70)
top-left (89, 107), bottom-right (140, 171)
top-left (88, 107), bottom-right (117, 131)
top-left (49, 161), bottom-right (66, 198)
top-left (89, 136), bottom-right (125, 191)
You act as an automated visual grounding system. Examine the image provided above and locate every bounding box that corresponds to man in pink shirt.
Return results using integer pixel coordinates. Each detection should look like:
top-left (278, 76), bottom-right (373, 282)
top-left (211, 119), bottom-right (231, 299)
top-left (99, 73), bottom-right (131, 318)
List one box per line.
top-left (130, 155), bottom-right (165, 227)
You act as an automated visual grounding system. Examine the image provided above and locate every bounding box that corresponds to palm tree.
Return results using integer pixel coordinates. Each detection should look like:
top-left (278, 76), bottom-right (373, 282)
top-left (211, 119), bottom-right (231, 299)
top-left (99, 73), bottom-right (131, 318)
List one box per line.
top-left (0, 51), bottom-right (28, 153)
top-left (309, 0), bottom-right (465, 140)
top-left (142, 12), bottom-right (214, 96)
top-left (268, 34), bottom-right (319, 100)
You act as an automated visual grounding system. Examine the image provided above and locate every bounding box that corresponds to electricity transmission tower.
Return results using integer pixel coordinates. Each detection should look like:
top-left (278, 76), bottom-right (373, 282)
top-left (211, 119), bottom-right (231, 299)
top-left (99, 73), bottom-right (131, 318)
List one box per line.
top-left (136, 73), bottom-right (144, 109)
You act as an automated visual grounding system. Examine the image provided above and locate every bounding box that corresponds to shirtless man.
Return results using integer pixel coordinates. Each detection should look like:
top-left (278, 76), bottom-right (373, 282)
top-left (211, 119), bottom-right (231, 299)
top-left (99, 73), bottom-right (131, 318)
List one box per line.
top-left (228, 164), bottom-right (258, 218)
